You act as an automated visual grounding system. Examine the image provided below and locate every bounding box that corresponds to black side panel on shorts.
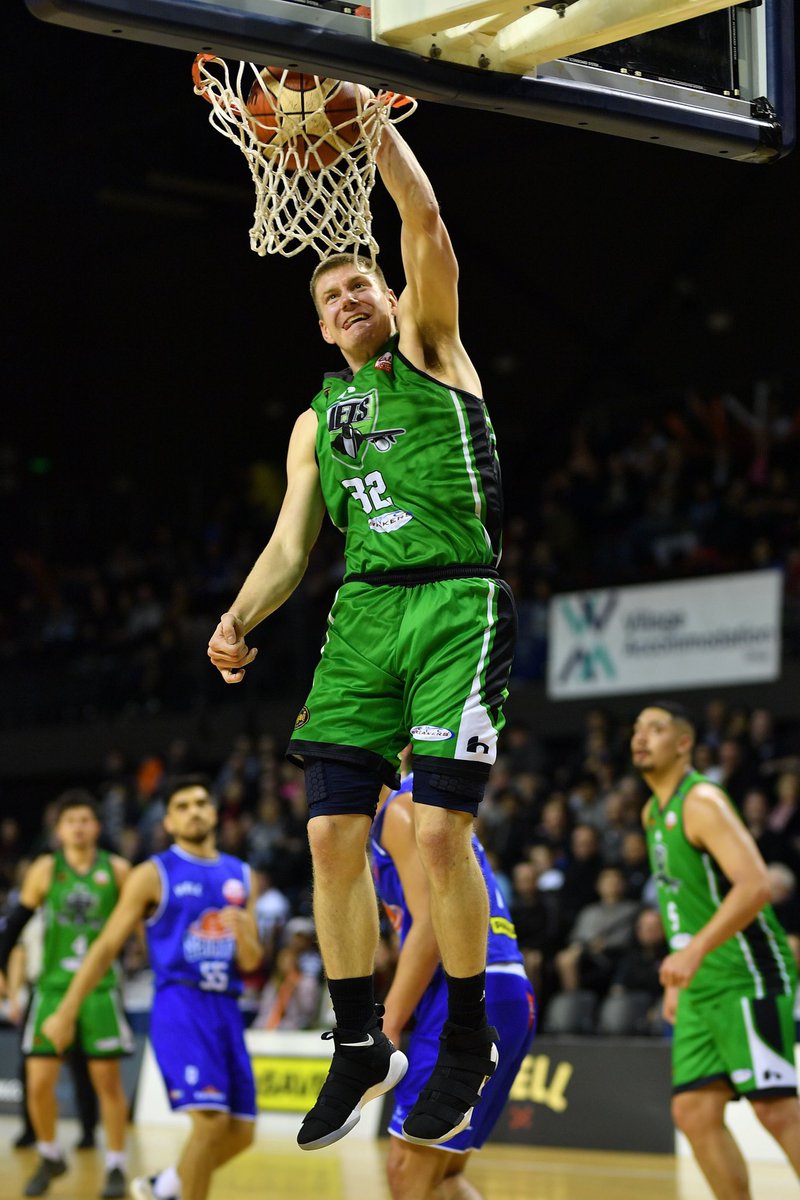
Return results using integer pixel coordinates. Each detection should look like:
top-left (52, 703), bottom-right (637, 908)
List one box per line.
top-left (461, 393), bottom-right (504, 564)
top-left (484, 580), bottom-right (518, 727)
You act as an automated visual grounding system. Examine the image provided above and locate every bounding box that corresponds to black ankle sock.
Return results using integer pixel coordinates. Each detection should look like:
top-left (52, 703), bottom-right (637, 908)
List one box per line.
top-left (328, 975), bottom-right (375, 1031)
top-left (445, 970), bottom-right (487, 1031)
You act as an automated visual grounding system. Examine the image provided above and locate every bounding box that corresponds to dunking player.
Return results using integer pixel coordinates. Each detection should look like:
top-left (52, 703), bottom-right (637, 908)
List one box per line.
top-left (42, 778), bottom-right (262, 1200)
top-left (372, 763), bottom-right (535, 1199)
top-left (633, 702), bottom-right (800, 1197)
top-left (207, 117), bottom-right (516, 1150)
top-left (0, 790), bottom-right (131, 1199)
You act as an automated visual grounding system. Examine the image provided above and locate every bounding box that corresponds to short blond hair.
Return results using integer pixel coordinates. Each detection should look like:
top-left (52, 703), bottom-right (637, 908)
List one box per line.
top-left (309, 254), bottom-right (388, 315)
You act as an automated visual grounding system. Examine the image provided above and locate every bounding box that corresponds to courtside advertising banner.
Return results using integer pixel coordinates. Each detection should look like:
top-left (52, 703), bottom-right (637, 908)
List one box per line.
top-left (548, 569), bottom-right (782, 699)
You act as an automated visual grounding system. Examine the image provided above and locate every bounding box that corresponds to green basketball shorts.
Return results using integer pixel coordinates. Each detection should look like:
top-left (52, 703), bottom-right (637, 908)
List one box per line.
top-left (287, 573), bottom-right (516, 786)
top-left (23, 986), bottom-right (135, 1058)
top-left (672, 987), bottom-right (798, 1100)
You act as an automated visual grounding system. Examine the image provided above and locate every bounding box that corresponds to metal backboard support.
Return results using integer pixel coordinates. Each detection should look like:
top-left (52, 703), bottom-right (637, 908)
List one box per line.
top-left (24, 0), bottom-right (796, 160)
top-left (372, 0), bottom-right (742, 73)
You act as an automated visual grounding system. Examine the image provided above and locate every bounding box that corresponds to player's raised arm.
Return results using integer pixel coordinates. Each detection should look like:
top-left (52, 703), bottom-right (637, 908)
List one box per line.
top-left (207, 408), bottom-right (325, 683)
top-left (375, 124), bottom-right (480, 395)
top-left (41, 862), bottom-right (161, 1053)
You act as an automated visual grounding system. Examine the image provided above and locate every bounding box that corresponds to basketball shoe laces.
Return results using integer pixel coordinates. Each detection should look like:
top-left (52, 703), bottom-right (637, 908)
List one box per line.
top-left (297, 1003), bottom-right (408, 1150)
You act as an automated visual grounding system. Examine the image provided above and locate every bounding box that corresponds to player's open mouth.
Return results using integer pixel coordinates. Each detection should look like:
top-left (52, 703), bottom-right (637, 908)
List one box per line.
top-left (343, 314), bottom-right (369, 329)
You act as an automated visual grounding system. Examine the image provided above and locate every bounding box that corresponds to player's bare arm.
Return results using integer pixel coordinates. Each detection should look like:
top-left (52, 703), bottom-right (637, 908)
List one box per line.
top-left (375, 124), bottom-right (481, 397)
top-left (5, 944), bottom-right (27, 1023)
top-left (379, 792), bottom-right (442, 1046)
top-left (111, 854), bottom-right (132, 891)
top-left (19, 854), bottom-right (55, 910)
top-left (0, 855), bottom-right (54, 995)
top-left (659, 783), bottom-right (772, 989)
top-left (42, 861), bottom-right (162, 1052)
top-left (220, 892), bottom-right (263, 974)
top-left (207, 408), bottom-right (325, 682)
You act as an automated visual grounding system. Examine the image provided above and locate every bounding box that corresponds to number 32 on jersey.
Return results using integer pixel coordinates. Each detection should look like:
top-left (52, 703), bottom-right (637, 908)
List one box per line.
top-left (341, 471), bottom-right (393, 514)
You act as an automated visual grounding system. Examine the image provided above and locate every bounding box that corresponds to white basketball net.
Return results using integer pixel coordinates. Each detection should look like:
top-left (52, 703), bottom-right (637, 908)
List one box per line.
top-left (192, 56), bottom-right (417, 262)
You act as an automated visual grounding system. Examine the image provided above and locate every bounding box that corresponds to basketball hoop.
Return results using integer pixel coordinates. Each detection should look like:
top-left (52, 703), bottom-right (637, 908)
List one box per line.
top-left (192, 56), bottom-right (417, 263)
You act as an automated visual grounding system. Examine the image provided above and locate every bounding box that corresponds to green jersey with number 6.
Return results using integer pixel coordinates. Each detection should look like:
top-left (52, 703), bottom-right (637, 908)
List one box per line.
top-left (645, 770), bottom-right (795, 1001)
top-left (39, 848), bottom-right (120, 992)
top-left (311, 336), bottom-right (503, 574)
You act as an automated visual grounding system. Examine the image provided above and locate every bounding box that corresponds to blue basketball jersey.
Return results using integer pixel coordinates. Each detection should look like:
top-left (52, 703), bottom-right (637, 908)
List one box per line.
top-left (147, 845), bottom-right (251, 997)
top-left (370, 775), bottom-right (524, 1013)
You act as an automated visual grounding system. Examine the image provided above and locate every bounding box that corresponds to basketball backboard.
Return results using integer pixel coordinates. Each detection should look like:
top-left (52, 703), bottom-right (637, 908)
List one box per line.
top-left (24, 0), bottom-right (795, 160)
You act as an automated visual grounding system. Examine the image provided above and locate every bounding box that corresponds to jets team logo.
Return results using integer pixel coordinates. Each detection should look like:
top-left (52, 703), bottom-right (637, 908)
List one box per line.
top-left (327, 389), bottom-right (405, 467)
top-left (61, 884), bottom-right (98, 925)
top-left (652, 834), bottom-right (682, 894)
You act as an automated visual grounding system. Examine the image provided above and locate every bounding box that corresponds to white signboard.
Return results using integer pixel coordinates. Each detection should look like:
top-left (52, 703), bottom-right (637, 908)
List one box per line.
top-left (548, 570), bottom-right (782, 699)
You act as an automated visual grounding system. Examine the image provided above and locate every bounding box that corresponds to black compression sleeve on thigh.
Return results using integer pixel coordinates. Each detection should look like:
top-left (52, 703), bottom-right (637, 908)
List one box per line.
top-left (0, 903), bottom-right (35, 974)
top-left (411, 763), bottom-right (487, 815)
top-left (304, 757), bottom-right (382, 819)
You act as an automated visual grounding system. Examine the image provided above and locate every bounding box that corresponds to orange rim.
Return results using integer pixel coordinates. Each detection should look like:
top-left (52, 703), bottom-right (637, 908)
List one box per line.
top-left (377, 89), bottom-right (416, 109)
top-left (192, 52), bottom-right (220, 101)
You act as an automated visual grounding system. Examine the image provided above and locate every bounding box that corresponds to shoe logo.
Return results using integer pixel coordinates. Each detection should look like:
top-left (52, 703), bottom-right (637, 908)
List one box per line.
top-left (340, 1033), bottom-right (375, 1048)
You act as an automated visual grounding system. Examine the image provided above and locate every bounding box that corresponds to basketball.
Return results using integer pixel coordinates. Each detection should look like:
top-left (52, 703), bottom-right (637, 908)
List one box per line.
top-left (246, 68), bottom-right (373, 170)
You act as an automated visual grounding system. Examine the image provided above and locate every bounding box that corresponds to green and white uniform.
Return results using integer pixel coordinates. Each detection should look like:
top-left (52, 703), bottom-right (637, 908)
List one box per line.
top-left (287, 337), bottom-right (516, 787)
top-left (24, 849), bottom-right (133, 1058)
top-left (645, 771), bottom-right (797, 1099)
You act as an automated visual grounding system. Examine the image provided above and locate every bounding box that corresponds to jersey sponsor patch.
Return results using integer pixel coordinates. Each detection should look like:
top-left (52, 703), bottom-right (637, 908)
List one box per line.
top-left (368, 509), bottom-right (413, 533)
top-left (411, 725), bottom-right (454, 742)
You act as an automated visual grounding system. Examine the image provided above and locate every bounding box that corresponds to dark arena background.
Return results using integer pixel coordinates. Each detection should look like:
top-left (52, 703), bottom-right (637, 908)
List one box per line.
top-left (2, 1), bottom-right (799, 1195)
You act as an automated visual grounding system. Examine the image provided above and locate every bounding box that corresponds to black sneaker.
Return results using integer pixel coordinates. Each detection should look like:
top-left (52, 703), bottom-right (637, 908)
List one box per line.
top-left (99, 1167), bottom-right (126, 1199)
top-left (75, 1132), bottom-right (96, 1151)
top-left (13, 1128), bottom-right (37, 1149)
top-left (297, 1006), bottom-right (408, 1151)
top-left (402, 1021), bottom-right (499, 1145)
top-left (23, 1156), bottom-right (67, 1197)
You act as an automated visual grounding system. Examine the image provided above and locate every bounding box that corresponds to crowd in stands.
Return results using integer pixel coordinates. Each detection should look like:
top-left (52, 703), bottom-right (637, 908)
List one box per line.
top-left (1, 376), bottom-right (799, 725)
top-left (2, 699), bottom-right (800, 1040)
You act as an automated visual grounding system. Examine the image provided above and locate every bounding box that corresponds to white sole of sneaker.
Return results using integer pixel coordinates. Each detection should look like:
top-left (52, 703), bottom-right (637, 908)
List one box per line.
top-left (298, 1048), bottom-right (409, 1152)
top-left (129, 1178), bottom-right (157, 1200)
top-left (401, 1042), bottom-right (500, 1147)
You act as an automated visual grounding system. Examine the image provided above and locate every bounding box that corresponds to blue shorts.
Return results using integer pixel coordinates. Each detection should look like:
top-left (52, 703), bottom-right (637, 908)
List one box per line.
top-left (389, 964), bottom-right (535, 1151)
top-left (150, 984), bottom-right (256, 1119)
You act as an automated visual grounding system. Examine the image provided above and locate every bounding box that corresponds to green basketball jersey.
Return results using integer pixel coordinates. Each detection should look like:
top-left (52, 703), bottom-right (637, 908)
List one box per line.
top-left (311, 336), bottom-right (503, 575)
top-left (645, 771), bottom-right (795, 1001)
top-left (39, 849), bottom-right (120, 991)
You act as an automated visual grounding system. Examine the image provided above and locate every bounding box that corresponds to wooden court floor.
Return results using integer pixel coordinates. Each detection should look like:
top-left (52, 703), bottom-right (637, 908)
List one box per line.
top-left (1, 1117), bottom-right (797, 1199)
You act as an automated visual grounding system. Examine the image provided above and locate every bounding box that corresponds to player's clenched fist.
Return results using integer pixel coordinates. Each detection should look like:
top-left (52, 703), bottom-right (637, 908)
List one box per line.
top-left (208, 612), bottom-right (258, 683)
